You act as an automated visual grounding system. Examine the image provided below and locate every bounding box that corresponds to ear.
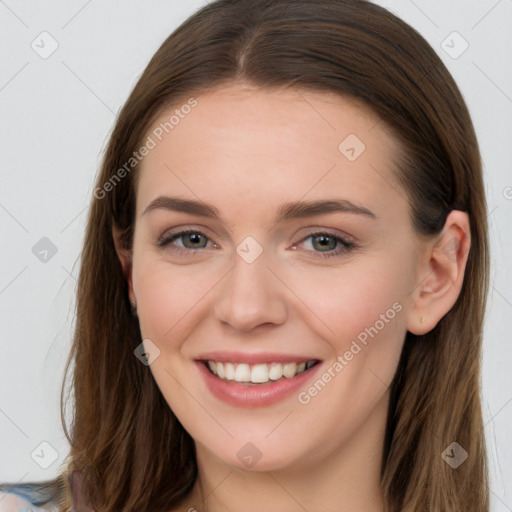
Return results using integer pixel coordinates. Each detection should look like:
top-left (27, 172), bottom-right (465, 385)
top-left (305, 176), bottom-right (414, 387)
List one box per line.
top-left (406, 210), bottom-right (471, 335)
top-left (112, 223), bottom-right (135, 306)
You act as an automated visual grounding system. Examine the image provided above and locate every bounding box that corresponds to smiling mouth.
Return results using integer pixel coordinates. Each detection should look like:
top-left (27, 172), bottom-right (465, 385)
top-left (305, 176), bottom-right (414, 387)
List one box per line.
top-left (202, 360), bottom-right (320, 385)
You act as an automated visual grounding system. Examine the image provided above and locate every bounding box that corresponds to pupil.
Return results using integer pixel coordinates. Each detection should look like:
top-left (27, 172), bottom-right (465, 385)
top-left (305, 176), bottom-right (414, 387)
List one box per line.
top-left (187, 233), bottom-right (204, 247)
top-left (314, 235), bottom-right (335, 251)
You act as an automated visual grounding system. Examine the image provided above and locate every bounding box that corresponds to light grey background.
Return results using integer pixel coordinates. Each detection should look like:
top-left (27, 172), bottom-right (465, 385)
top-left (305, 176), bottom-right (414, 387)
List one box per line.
top-left (0, 1), bottom-right (511, 510)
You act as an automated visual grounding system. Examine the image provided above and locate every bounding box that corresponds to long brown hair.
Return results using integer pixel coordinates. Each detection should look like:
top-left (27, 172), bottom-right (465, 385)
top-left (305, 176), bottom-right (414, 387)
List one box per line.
top-left (6, 0), bottom-right (490, 510)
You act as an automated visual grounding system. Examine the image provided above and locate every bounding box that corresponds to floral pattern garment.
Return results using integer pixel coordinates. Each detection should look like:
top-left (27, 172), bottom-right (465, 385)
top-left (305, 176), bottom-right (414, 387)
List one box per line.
top-left (0, 471), bottom-right (94, 512)
top-left (0, 488), bottom-right (58, 512)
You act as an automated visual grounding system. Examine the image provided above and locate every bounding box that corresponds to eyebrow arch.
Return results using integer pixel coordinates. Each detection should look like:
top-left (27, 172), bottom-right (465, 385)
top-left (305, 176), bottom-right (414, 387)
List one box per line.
top-left (142, 196), bottom-right (377, 224)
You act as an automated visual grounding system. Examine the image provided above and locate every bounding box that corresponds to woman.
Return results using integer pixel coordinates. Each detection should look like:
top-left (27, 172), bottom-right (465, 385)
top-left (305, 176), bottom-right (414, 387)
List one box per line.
top-left (0, 0), bottom-right (490, 510)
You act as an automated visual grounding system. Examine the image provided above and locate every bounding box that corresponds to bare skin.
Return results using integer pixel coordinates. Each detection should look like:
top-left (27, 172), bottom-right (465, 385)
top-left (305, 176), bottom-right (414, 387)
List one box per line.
top-left (114, 82), bottom-right (470, 512)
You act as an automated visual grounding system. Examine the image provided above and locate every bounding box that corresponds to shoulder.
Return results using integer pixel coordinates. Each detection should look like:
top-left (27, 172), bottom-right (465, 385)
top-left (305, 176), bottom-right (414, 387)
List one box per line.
top-left (0, 491), bottom-right (29, 511)
top-left (0, 482), bottom-right (59, 512)
top-left (0, 473), bottom-right (96, 512)
top-left (0, 492), bottom-right (45, 511)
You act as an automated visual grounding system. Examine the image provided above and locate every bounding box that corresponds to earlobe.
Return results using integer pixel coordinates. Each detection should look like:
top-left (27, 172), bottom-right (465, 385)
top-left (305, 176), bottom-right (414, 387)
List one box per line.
top-left (407, 210), bottom-right (471, 335)
top-left (112, 224), bottom-right (135, 305)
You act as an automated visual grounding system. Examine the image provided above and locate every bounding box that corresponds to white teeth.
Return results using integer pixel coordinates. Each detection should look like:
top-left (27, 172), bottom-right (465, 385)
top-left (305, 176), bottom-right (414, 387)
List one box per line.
top-left (234, 363), bottom-right (251, 382)
top-left (282, 362), bottom-right (297, 378)
top-left (206, 360), bottom-right (315, 384)
top-left (268, 363), bottom-right (283, 381)
top-left (216, 361), bottom-right (225, 379)
top-left (224, 362), bottom-right (235, 380)
top-left (251, 364), bottom-right (269, 383)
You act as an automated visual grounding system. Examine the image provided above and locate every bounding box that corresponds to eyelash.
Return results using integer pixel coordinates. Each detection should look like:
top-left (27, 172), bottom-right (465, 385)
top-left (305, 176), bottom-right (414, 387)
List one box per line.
top-left (156, 229), bottom-right (356, 259)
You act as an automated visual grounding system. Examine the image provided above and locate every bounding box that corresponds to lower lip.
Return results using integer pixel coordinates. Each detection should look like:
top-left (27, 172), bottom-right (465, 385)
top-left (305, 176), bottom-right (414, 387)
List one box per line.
top-left (196, 361), bottom-right (322, 408)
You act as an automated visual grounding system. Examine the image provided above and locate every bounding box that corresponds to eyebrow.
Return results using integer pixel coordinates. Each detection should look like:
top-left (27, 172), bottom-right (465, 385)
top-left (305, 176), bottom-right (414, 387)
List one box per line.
top-left (142, 195), bottom-right (377, 225)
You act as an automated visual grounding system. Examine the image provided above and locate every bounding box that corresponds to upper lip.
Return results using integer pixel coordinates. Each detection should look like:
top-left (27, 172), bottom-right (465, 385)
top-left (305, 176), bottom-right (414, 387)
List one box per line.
top-left (195, 351), bottom-right (321, 364)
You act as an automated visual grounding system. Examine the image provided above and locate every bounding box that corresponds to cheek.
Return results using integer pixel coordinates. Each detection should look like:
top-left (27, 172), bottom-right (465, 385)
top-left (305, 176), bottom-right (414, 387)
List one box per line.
top-left (287, 261), bottom-right (409, 441)
top-left (132, 257), bottom-right (220, 342)
top-left (133, 248), bottom-right (412, 352)
top-left (285, 256), bottom-right (410, 355)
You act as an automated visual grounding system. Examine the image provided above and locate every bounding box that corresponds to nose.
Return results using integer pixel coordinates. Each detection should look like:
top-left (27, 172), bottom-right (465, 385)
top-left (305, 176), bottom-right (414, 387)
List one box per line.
top-left (214, 246), bottom-right (288, 334)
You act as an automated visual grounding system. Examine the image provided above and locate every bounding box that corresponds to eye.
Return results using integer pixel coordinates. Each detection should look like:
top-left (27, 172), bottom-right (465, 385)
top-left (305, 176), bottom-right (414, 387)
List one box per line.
top-left (156, 229), bottom-right (356, 259)
top-left (292, 231), bottom-right (356, 259)
top-left (156, 229), bottom-right (217, 254)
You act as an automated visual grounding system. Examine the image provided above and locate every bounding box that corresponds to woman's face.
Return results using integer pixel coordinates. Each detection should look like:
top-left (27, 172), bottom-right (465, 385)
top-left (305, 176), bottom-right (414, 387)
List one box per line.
top-left (126, 83), bottom-right (425, 472)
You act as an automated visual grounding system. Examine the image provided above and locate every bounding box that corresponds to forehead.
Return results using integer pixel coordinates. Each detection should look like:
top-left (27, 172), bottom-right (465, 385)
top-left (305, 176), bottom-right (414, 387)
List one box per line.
top-left (136, 83), bottom-right (406, 224)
